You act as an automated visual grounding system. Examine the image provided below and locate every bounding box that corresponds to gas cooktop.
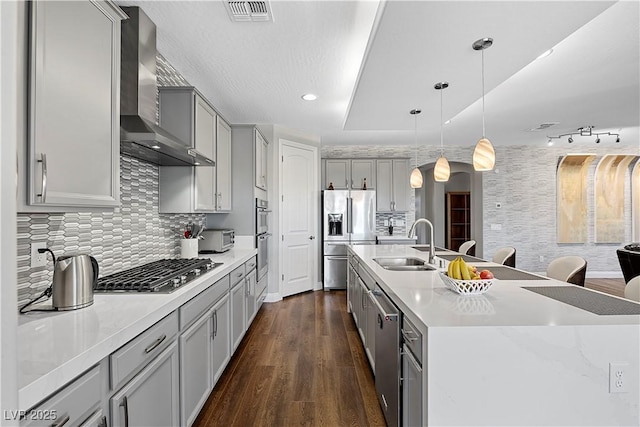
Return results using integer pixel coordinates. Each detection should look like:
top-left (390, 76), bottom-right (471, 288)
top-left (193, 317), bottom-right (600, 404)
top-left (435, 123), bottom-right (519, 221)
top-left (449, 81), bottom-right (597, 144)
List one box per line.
top-left (94, 258), bottom-right (222, 293)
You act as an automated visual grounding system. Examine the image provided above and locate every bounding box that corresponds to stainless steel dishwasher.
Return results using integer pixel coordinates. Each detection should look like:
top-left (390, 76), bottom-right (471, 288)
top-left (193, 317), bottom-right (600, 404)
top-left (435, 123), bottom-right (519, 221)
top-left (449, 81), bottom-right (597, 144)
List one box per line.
top-left (370, 285), bottom-right (400, 427)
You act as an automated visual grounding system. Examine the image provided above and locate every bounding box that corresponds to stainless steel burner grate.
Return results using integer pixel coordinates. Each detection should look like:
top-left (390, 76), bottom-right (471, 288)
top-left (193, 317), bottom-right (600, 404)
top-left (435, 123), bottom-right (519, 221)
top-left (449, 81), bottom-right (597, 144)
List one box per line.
top-left (95, 258), bottom-right (221, 293)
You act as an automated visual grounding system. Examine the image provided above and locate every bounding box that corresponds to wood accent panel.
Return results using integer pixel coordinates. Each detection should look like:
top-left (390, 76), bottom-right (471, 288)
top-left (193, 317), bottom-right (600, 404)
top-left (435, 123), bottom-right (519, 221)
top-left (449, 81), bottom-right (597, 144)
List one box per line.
top-left (633, 161), bottom-right (640, 241)
top-left (557, 155), bottom-right (595, 243)
top-left (595, 155), bottom-right (637, 243)
top-left (193, 291), bottom-right (385, 427)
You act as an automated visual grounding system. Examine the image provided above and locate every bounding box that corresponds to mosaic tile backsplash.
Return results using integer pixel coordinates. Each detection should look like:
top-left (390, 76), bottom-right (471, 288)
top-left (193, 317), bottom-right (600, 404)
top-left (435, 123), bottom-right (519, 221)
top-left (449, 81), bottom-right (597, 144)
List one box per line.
top-left (16, 54), bottom-right (204, 308)
top-left (17, 157), bottom-right (206, 307)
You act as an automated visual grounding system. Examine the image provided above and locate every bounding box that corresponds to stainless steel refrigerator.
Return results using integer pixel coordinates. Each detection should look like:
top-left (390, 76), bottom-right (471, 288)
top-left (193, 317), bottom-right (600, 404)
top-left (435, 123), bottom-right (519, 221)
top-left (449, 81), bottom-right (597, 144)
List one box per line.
top-left (323, 190), bottom-right (376, 289)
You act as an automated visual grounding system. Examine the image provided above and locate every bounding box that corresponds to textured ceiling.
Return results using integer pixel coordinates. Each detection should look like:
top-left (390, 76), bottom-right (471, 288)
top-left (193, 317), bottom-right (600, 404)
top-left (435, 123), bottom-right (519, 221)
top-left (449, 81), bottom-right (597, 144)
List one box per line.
top-left (117, 0), bottom-right (639, 148)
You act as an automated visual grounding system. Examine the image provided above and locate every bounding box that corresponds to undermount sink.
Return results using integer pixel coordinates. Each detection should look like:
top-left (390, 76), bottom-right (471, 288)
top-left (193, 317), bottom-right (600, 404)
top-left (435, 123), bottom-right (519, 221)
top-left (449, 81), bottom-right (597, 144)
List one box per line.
top-left (373, 257), bottom-right (436, 271)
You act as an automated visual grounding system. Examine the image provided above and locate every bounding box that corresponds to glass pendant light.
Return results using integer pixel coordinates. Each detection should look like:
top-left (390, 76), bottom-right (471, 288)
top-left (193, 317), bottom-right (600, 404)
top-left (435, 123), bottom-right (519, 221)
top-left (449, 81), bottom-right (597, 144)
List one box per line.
top-left (433, 82), bottom-right (450, 182)
top-left (410, 109), bottom-right (423, 188)
top-left (472, 37), bottom-right (496, 171)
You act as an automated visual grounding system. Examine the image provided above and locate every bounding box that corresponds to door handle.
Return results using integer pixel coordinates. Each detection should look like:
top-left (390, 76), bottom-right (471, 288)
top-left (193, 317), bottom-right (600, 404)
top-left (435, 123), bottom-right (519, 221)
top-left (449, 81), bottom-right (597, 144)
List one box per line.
top-left (121, 396), bottom-right (129, 427)
top-left (309, 236), bottom-right (315, 240)
top-left (37, 153), bottom-right (47, 203)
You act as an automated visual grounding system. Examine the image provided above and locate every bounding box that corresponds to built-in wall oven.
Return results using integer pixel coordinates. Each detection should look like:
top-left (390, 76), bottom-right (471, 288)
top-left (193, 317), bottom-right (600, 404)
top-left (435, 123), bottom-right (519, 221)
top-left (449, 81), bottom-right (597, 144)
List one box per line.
top-left (256, 198), bottom-right (271, 280)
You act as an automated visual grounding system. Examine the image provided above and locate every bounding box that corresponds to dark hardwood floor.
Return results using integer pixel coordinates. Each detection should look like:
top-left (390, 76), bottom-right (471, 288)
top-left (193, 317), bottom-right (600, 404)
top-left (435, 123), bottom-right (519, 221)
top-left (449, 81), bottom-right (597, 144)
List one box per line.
top-left (194, 290), bottom-right (386, 427)
top-left (194, 278), bottom-right (626, 426)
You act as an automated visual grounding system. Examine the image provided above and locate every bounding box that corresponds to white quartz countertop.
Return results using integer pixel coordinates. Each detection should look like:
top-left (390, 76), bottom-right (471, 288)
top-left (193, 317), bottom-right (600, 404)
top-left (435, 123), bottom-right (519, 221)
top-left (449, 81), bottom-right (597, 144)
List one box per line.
top-left (349, 245), bottom-right (640, 328)
top-left (17, 248), bottom-right (256, 411)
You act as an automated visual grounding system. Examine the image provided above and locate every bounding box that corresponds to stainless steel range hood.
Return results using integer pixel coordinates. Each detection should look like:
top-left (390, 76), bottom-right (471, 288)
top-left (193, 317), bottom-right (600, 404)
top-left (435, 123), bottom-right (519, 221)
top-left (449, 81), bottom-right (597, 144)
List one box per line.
top-left (120, 7), bottom-right (214, 167)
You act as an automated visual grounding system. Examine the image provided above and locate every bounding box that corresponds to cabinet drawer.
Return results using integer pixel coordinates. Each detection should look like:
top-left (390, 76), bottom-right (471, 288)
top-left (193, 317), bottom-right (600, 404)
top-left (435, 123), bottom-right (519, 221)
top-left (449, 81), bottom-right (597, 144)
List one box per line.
top-left (245, 256), bottom-right (257, 273)
top-left (230, 264), bottom-right (246, 286)
top-left (110, 311), bottom-right (179, 389)
top-left (22, 365), bottom-right (101, 427)
top-left (256, 275), bottom-right (267, 297)
top-left (180, 275), bottom-right (230, 330)
top-left (401, 316), bottom-right (423, 366)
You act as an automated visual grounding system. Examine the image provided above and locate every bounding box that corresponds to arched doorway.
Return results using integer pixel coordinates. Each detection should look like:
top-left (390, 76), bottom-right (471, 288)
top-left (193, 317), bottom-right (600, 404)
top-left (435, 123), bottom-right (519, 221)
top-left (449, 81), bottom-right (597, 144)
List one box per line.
top-left (414, 161), bottom-right (484, 257)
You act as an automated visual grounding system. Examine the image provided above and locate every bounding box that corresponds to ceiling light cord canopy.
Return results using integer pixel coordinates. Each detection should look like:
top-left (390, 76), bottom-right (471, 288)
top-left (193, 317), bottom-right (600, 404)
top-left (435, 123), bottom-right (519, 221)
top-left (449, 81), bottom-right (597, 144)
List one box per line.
top-left (410, 109), bottom-right (423, 189)
top-left (434, 82), bottom-right (450, 182)
top-left (547, 126), bottom-right (621, 144)
top-left (472, 37), bottom-right (496, 172)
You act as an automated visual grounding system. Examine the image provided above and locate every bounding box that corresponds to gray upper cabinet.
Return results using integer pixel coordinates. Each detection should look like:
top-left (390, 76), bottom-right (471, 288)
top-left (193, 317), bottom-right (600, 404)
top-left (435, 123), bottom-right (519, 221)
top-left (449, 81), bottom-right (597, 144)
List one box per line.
top-left (255, 129), bottom-right (268, 191)
top-left (376, 159), bottom-right (410, 212)
top-left (351, 159), bottom-right (376, 190)
top-left (323, 159), bottom-right (376, 190)
top-left (27, 0), bottom-right (126, 209)
top-left (216, 116), bottom-right (232, 211)
top-left (159, 87), bottom-right (227, 213)
top-left (324, 159), bottom-right (350, 189)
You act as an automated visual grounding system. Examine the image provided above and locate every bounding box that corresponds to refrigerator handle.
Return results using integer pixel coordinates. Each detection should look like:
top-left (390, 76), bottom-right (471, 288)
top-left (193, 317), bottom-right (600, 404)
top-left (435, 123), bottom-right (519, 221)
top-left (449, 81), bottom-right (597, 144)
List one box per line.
top-left (347, 197), bottom-right (353, 234)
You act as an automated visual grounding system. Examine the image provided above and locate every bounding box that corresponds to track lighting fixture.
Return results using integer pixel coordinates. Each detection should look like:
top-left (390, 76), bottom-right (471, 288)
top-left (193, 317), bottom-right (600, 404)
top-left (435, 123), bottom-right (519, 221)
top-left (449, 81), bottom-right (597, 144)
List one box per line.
top-left (547, 126), bottom-right (620, 144)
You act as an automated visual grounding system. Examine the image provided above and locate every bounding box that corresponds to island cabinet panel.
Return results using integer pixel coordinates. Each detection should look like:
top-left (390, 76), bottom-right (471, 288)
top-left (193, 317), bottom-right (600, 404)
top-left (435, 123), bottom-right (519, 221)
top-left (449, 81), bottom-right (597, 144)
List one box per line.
top-left (110, 342), bottom-right (180, 427)
top-left (25, 0), bottom-right (124, 210)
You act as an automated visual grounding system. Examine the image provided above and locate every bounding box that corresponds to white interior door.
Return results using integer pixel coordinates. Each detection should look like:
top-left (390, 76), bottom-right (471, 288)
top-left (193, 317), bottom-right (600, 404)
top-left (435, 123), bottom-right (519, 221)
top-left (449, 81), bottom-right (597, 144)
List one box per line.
top-left (280, 141), bottom-right (317, 297)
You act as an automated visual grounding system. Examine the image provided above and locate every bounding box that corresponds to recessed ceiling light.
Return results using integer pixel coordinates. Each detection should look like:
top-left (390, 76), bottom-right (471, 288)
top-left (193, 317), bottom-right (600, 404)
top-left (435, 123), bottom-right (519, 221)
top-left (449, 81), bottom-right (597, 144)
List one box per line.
top-left (151, 145), bottom-right (161, 150)
top-left (301, 93), bottom-right (317, 101)
top-left (537, 49), bottom-right (553, 60)
top-left (547, 139), bottom-right (554, 147)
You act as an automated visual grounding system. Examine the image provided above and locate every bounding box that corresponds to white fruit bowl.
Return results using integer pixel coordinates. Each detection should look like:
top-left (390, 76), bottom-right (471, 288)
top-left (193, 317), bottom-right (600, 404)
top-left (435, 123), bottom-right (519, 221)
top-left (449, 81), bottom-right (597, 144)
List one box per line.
top-left (439, 272), bottom-right (493, 296)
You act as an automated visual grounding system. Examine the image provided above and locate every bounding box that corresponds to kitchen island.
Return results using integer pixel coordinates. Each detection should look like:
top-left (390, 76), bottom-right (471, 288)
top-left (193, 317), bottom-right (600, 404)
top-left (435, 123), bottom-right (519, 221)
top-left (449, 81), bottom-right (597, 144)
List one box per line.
top-left (349, 244), bottom-right (639, 426)
top-left (17, 248), bottom-right (257, 415)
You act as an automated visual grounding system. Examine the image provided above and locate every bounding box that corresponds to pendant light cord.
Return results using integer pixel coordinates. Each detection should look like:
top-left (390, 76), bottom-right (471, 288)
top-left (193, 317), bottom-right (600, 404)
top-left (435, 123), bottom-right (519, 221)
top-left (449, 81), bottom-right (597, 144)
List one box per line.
top-left (414, 112), bottom-right (418, 165)
top-left (481, 48), bottom-right (486, 138)
top-left (440, 88), bottom-right (444, 156)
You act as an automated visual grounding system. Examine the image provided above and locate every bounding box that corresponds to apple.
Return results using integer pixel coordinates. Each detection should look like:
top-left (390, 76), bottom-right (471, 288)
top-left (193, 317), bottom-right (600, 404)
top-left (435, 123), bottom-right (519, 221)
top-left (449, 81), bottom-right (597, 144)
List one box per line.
top-left (479, 270), bottom-right (494, 280)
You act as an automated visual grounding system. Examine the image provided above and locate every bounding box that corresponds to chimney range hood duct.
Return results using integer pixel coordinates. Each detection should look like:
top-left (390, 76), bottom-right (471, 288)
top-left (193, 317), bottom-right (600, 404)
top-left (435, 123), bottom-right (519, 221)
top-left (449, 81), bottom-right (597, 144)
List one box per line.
top-left (120, 7), bottom-right (214, 167)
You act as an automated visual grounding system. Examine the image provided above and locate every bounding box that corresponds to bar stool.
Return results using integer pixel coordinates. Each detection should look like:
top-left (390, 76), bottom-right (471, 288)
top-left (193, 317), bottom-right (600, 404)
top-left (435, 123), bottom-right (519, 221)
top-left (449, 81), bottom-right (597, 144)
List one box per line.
top-left (458, 240), bottom-right (476, 255)
top-left (492, 247), bottom-right (516, 268)
top-left (624, 276), bottom-right (640, 302)
top-left (546, 256), bottom-right (587, 286)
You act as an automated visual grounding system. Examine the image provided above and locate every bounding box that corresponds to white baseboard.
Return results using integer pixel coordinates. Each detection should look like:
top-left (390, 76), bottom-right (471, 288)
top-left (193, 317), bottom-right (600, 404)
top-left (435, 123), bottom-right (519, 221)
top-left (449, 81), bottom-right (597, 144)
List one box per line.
top-left (264, 292), bottom-right (282, 303)
top-left (314, 281), bottom-right (323, 291)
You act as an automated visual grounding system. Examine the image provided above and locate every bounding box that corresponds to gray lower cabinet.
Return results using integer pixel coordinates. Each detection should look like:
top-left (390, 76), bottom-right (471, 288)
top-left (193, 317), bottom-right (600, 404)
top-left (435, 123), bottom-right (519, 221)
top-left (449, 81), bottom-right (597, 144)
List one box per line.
top-left (110, 342), bottom-right (180, 427)
top-left (211, 293), bottom-right (231, 384)
top-left (230, 279), bottom-right (247, 351)
top-left (179, 311), bottom-right (213, 427)
top-left (356, 277), bottom-right (368, 345)
top-left (21, 365), bottom-right (102, 427)
top-left (80, 409), bottom-right (107, 427)
top-left (245, 269), bottom-right (258, 325)
top-left (25, 0), bottom-right (125, 209)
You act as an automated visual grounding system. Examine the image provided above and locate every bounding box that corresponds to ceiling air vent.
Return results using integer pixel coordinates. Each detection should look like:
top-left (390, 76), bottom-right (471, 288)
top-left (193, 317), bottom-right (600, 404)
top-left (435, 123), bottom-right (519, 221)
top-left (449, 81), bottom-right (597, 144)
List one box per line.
top-left (225, 1), bottom-right (273, 22)
top-left (526, 122), bottom-right (559, 132)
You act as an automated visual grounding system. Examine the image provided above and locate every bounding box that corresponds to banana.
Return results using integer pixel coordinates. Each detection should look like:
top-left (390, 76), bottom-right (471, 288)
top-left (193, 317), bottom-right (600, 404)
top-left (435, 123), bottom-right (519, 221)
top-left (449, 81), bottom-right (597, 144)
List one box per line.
top-left (460, 258), bottom-right (471, 280)
top-left (447, 259), bottom-right (455, 277)
top-left (453, 258), bottom-right (463, 280)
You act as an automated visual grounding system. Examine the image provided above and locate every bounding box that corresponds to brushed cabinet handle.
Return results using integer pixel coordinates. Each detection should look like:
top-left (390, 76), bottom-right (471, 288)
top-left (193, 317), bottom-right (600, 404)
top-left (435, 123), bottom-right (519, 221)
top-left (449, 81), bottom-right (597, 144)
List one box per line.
top-left (121, 396), bottom-right (129, 427)
top-left (214, 310), bottom-right (218, 337)
top-left (37, 153), bottom-right (47, 202)
top-left (144, 334), bottom-right (166, 353)
top-left (51, 414), bottom-right (70, 427)
top-left (401, 329), bottom-right (418, 342)
top-left (100, 415), bottom-right (107, 427)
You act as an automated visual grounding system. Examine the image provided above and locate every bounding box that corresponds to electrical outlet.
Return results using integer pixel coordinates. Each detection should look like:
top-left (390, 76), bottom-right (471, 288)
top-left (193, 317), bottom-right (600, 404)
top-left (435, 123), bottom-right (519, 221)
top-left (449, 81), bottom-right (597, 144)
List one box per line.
top-left (490, 223), bottom-right (502, 231)
top-left (384, 220), bottom-right (389, 226)
top-left (31, 242), bottom-right (48, 268)
top-left (609, 362), bottom-right (629, 393)
top-left (395, 219), bottom-right (405, 226)
top-left (539, 255), bottom-right (544, 262)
